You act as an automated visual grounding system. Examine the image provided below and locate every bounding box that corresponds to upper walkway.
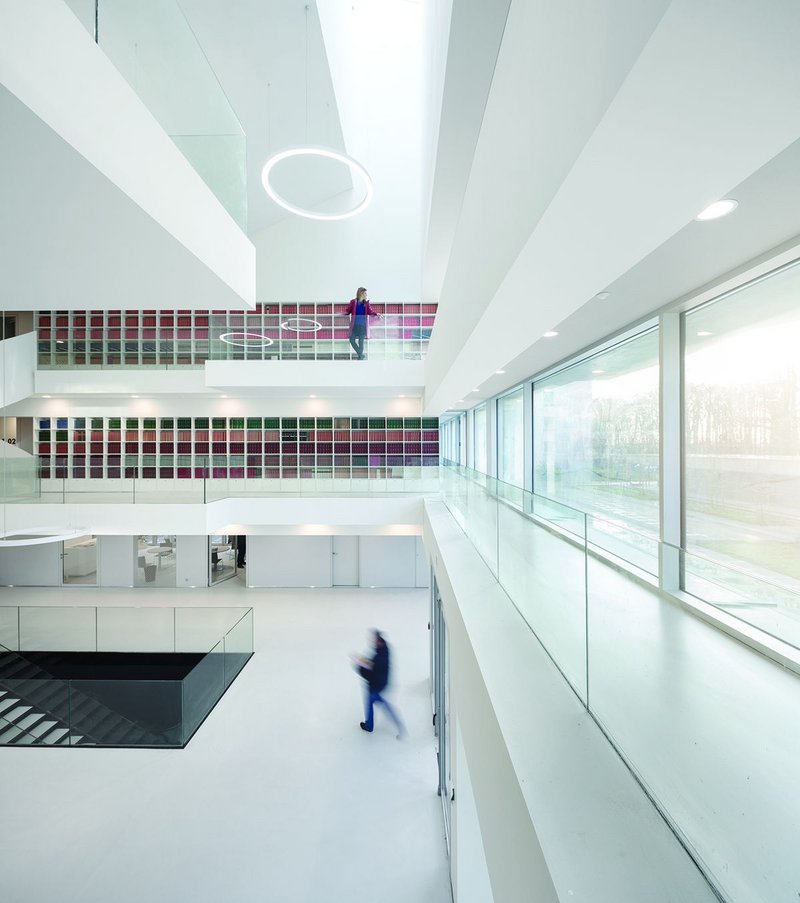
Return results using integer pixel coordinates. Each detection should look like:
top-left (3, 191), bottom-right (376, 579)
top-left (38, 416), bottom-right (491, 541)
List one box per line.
top-left (35, 302), bottom-right (437, 368)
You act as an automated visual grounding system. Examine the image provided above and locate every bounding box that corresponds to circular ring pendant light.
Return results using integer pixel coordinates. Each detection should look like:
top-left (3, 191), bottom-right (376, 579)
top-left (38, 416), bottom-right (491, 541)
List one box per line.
top-left (261, 147), bottom-right (374, 221)
top-left (280, 317), bottom-right (322, 333)
top-left (219, 332), bottom-right (275, 348)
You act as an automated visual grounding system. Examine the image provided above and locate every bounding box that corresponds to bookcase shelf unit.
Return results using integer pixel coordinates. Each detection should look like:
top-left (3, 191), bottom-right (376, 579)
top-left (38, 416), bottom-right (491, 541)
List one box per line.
top-left (35, 416), bottom-right (440, 482)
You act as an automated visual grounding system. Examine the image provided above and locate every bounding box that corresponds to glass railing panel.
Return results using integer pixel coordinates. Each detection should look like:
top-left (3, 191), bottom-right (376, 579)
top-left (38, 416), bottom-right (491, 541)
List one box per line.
top-left (0, 608), bottom-right (19, 650)
top-left (0, 456), bottom-right (40, 502)
top-left (70, 678), bottom-right (182, 746)
top-left (19, 607), bottom-right (96, 651)
top-left (586, 514), bottom-right (659, 577)
top-left (586, 548), bottom-right (800, 903)
top-left (97, 607), bottom-right (175, 652)
top-left (95, 0), bottom-right (246, 228)
top-left (529, 492), bottom-right (586, 540)
top-left (175, 606), bottom-right (251, 653)
top-left (0, 677), bottom-right (72, 746)
top-left (466, 480), bottom-right (499, 574)
top-left (682, 549), bottom-right (800, 651)
top-left (496, 479), bottom-right (525, 510)
top-left (0, 712), bottom-right (40, 745)
top-left (498, 501), bottom-right (588, 700)
top-left (37, 303), bottom-right (436, 367)
top-left (181, 640), bottom-right (225, 742)
top-left (171, 134), bottom-right (247, 229)
top-left (223, 609), bottom-right (253, 688)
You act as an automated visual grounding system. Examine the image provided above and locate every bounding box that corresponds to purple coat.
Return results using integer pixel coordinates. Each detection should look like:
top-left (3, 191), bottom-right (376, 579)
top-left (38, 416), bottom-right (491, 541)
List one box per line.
top-left (344, 298), bottom-right (379, 336)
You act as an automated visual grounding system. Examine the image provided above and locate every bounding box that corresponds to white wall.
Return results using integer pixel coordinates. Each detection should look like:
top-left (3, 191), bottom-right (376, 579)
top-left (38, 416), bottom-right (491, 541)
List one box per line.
top-left (0, 533), bottom-right (423, 589)
top-left (16, 383), bottom-right (425, 418)
top-left (359, 536), bottom-right (416, 588)
top-left (247, 535), bottom-right (333, 588)
top-left (0, 333), bottom-right (36, 407)
top-left (0, 541), bottom-right (62, 586)
top-left (452, 719), bottom-right (494, 903)
top-left (415, 535), bottom-right (430, 588)
top-left (98, 535), bottom-right (134, 587)
top-left (243, 535), bottom-right (420, 588)
top-left (176, 535), bottom-right (209, 588)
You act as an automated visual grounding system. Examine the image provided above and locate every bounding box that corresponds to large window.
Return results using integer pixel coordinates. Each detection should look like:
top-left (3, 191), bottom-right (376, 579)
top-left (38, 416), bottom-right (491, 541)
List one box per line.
top-left (533, 329), bottom-right (659, 537)
top-left (473, 404), bottom-right (487, 474)
top-left (497, 388), bottom-right (524, 487)
top-left (684, 263), bottom-right (800, 589)
top-left (441, 414), bottom-right (465, 464)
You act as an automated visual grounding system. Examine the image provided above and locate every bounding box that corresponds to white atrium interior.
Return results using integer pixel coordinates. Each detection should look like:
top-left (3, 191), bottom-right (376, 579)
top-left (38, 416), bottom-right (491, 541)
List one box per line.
top-left (2, 2), bottom-right (800, 902)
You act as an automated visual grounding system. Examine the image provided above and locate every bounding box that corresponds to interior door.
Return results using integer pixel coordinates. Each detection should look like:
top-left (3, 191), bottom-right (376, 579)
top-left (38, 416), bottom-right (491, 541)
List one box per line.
top-left (332, 535), bottom-right (359, 586)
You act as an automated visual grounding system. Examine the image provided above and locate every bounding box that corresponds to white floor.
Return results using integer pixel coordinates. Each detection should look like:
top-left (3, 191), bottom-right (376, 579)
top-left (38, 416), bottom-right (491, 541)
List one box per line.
top-left (0, 583), bottom-right (452, 903)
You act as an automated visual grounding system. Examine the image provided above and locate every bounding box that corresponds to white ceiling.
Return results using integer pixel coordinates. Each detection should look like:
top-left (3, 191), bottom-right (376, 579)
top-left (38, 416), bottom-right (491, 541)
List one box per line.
top-left (178, 0), bottom-right (351, 234)
top-left (424, 0), bottom-right (800, 415)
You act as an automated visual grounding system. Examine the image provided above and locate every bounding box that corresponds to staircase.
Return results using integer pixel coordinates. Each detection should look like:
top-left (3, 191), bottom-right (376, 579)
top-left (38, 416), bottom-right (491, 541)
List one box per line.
top-left (0, 687), bottom-right (86, 745)
top-left (0, 648), bottom-right (172, 747)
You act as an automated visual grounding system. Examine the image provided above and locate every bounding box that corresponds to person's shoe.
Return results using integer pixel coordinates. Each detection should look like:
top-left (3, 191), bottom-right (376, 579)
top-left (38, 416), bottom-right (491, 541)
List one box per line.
top-left (360, 722), bottom-right (373, 732)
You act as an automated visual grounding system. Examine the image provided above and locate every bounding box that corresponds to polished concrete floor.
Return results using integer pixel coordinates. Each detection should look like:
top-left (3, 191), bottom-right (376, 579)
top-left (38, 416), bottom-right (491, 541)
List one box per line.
top-left (0, 583), bottom-right (452, 903)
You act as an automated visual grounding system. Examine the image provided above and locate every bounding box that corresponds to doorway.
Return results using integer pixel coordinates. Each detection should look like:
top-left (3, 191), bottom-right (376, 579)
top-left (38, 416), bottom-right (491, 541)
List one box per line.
top-left (209, 535), bottom-right (237, 585)
top-left (62, 535), bottom-right (97, 586)
top-left (332, 535), bottom-right (359, 586)
top-left (432, 576), bottom-right (451, 849)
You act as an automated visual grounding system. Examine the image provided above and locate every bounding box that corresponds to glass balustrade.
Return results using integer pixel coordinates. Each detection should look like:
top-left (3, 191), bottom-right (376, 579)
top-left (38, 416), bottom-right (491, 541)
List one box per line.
top-left (0, 606), bottom-right (253, 747)
top-left (64, 0), bottom-right (247, 228)
top-left (438, 460), bottom-right (800, 903)
top-left (35, 302), bottom-right (436, 367)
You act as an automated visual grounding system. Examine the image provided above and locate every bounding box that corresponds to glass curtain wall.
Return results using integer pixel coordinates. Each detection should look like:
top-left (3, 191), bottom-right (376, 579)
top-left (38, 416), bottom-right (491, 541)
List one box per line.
top-left (533, 330), bottom-right (660, 539)
top-left (684, 263), bottom-right (800, 594)
top-left (497, 388), bottom-right (524, 487)
top-left (441, 414), bottom-right (465, 464)
top-left (473, 404), bottom-right (487, 474)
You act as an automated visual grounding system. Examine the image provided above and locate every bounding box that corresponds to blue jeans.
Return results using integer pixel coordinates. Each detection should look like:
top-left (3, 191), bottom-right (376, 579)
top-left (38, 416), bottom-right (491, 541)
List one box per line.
top-left (363, 690), bottom-right (404, 734)
top-left (349, 326), bottom-right (366, 359)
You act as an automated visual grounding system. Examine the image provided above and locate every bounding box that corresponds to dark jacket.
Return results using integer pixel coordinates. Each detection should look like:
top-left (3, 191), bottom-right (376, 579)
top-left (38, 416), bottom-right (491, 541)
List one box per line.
top-left (360, 644), bottom-right (389, 693)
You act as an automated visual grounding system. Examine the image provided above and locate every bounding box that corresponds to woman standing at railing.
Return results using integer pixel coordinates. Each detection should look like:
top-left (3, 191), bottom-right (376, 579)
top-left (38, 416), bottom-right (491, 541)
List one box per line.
top-left (344, 287), bottom-right (379, 360)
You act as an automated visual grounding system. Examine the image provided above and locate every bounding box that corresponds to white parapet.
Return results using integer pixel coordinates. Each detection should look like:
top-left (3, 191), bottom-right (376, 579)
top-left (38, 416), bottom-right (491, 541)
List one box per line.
top-left (0, 0), bottom-right (255, 311)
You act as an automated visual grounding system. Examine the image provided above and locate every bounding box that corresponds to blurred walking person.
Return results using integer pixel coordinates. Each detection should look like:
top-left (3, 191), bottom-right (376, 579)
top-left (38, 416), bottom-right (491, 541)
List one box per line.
top-left (352, 629), bottom-right (405, 738)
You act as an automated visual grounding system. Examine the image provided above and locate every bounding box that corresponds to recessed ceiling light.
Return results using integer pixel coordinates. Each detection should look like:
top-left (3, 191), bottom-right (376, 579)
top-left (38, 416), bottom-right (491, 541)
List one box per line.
top-left (596, 292), bottom-right (610, 301)
top-left (456, 400), bottom-right (464, 404)
top-left (592, 369), bottom-right (605, 375)
top-left (309, 394), bottom-right (316, 398)
top-left (220, 394), bottom-right (228, 398)
top-left (495, 370), bottom-right (506, 374)
top-left (131, 395), bottom-right (139, 398)
top-left (41, 395), bottom-right (52, 398)
top-left (471, 388), bottom-right (480, 392)
top-left (543, 331), bottom-right (559, 338)
top-left (398, 394), bottom-right (405, 398)
top-left (697, 331), bottom-right (713, 337)
top-left (695, 199), bottom-right (738, 221)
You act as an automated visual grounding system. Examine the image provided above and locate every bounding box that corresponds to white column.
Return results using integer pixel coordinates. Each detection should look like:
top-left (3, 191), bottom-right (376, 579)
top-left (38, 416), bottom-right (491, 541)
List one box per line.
top-left (659, 312), bottom-right (682, 591)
